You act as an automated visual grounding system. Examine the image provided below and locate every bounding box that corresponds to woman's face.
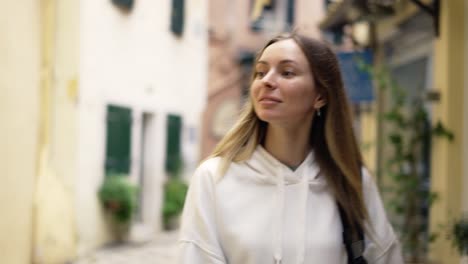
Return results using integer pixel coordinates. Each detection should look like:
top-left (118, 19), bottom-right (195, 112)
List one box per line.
top-left (251, 39), bottom-right (323, 126)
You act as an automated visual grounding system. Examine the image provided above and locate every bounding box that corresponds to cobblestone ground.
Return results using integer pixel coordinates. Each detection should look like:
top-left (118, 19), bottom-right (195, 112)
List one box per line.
top-left (74, 231), bottom-right (179, 264)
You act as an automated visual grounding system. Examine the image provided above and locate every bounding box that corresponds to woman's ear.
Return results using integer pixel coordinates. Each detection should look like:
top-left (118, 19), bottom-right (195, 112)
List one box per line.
top-left (314, 94), bottom-right (327, 109)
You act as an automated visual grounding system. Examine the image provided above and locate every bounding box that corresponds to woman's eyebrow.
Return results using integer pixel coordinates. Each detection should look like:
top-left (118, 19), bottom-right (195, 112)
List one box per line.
top-left (278, 59), bottom-right (298, 66)
top-left (256, 59), bottom-right (298, 66)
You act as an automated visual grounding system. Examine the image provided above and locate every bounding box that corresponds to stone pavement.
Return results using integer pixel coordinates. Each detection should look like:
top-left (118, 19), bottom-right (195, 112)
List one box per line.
top-left (74, 231), bottom-right (179, 264)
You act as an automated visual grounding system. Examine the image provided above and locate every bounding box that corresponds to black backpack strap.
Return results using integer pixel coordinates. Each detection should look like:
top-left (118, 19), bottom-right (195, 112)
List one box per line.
top-left (338, 204), bottom-right (367, 264)
top-left (338, 166), bottom-right (367, 264)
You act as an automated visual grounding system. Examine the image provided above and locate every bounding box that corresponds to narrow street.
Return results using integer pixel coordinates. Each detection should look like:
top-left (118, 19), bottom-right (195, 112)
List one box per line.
top-left (74, 231), bottom-right (179, 264)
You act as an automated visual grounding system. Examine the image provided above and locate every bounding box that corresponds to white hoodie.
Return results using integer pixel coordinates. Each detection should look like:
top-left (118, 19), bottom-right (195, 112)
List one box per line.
top-left (179, 146), bottom-right (404, 264)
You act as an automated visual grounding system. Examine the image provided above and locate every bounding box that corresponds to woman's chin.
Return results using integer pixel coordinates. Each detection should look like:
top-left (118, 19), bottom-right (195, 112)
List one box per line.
top-left (256, 113), bottom-right (282, 124)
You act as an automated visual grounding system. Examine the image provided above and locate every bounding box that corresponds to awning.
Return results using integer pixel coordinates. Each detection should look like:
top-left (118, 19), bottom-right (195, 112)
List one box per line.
top-left (320, 0), bottom-right (395, 31)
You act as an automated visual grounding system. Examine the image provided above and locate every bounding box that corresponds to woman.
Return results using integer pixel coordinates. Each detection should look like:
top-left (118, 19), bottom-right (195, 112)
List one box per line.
top-left (178, 33), bottom-right (403, 264)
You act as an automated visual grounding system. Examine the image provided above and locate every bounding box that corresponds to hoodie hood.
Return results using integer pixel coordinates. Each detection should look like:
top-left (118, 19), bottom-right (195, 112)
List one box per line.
top-left (239, 145), bottom-right (327, 264)
top-left (243, 145), bottom-right (326, 187)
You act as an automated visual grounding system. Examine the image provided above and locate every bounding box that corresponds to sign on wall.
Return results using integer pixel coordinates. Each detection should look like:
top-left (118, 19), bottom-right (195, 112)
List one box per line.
top-left (337, 50), bottom-right (374, 103)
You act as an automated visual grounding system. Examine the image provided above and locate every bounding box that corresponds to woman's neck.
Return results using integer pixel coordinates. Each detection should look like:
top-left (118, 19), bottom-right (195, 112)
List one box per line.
top-left (263, 123), bottom-right (312, 168)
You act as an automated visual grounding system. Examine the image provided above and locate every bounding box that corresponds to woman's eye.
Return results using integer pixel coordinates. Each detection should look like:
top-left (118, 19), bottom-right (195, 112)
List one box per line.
top-left (282, 70), bottom-right (295, 77)
top-left (255, 71), bottom-right (266, 78)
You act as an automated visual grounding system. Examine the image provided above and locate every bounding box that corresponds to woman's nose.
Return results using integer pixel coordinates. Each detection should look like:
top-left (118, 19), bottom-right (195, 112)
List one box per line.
top-left (261, 71), bottom-right (277, 89)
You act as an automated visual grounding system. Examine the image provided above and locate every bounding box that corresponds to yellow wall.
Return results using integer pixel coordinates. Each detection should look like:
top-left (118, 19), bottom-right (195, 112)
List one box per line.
top-left (360, 109), bottom-right (377, 174)
top-left (32, 0), bottom-right (79, 262)
top-left (429, 0), bottom-right (465, 263)
top-left (464, 0), bottom-right (468, 215)
top-left (0, 1), bottom-right (41, 263)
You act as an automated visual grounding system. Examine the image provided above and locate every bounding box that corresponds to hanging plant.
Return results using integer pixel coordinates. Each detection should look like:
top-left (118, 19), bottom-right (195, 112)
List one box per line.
top-left (359, 62), bottom-right (454, 262)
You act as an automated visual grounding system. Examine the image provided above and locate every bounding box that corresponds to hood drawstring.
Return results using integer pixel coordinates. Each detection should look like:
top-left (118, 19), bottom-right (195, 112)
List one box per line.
top-left (273, 166), bottom-right (313, 264)
top-left (253, 146), bottom-right (321, 264)
top-left (273, 162), bottom-right (321, 264)
top-left (274, 167), bottom-right (285, 264)
top-left (296, 166), bottom-right (310, 264)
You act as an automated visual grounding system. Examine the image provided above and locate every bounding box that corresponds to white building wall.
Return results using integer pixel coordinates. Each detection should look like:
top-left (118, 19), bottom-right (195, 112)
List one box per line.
top-left (77, 0), bottom-right (207, 255)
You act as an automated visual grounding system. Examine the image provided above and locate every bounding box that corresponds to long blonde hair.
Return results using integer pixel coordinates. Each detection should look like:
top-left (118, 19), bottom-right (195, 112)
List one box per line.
top-left (211, 33), bottom-right (367, 233)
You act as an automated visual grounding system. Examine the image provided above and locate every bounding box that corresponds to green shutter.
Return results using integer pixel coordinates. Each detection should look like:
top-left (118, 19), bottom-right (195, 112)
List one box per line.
top-left (105, 105), bottom-right (132, 175)
top-left (165, 114), bottom-right (182, 177)
top-left (111, 0), bottom-right (134, 10)
top-left (170, 0), bottom-right (185, 36)
top-left (286, 0), bottom-right (295, 28)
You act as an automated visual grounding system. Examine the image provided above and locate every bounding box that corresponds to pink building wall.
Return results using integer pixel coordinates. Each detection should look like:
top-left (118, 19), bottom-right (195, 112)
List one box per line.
top-left (201, 0), bottom-right (325, 159)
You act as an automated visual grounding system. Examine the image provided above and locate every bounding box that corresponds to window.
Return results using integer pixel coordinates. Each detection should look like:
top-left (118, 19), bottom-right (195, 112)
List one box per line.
top-left (238, 51), bottom-right (255, 101)
top-left (165, 114), bottom-right (183, 177)
top-left (111, 0), bottom-right (134, 11)
top-left (286, 0), bottom-right (295, 29)
top-left (250, 0), bottom-right (295, 32)
top-left (170, 0), bottom-right (185, 37)
top-left (250, 0), bottom-right (276, 32)
top-left (105, 105), bottom-right (132, 175)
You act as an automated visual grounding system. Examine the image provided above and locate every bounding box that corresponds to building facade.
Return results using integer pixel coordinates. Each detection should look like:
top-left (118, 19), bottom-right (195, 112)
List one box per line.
top-left (1, 0), bottom-right (208, 262)
top-left (320, 0), bottom-right (467, 263)
top-left (77, 0), bottom-right (207, 256)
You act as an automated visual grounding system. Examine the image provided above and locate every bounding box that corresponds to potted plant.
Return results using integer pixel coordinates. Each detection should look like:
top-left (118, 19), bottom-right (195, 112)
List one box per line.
top-left (98, 174), bottom-right (139, 240)
top-left (162, 177), bottom-right (188, 230)
top-left (450, 215), bottom-right (468, 263)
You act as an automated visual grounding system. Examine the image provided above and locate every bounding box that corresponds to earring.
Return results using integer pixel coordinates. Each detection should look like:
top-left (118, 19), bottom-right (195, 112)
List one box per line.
top-left (317, 108), bottom-right (321, 117)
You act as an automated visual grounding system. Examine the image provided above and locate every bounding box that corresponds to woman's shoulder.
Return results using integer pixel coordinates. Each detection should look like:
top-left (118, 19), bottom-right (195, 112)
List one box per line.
top-left (360, 167), bottom-right (383, 211)
top-left (191, 156), bottom-right (224, 183)
top-left (360, 167), bottom-right (379, 194)
top-left (359, 167), bottom-right (402, 259)
top-left (194, 156), bottom-right (255, 185)
top-left (197, 156), bottom-right (222, 171)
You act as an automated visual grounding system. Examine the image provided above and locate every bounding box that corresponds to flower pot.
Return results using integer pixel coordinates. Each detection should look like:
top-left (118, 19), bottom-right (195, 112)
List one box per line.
top-left (111, 221), bottom-right (131, 242)
top-left (164, 215), bottom-right (181, 231)
top-left (461, 255), bottom-right (468, 264)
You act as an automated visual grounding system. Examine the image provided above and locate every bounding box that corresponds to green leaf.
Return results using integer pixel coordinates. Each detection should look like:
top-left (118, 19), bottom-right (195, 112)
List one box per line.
top-left (451, 215), bottom-right (468, 254)
top-left (427, 192), bottom-right (439, 206)
top-left (428, 232), bottom-right (439, 243)
top-left (162, 178), bottom-right (188, 220)
top-left (388, 133), bottom-right (403, 145)
top-left (432, 121), bottom-right (455, 141)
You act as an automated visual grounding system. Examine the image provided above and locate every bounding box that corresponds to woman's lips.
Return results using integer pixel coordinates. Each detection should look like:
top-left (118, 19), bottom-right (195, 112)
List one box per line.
top-left (258, 96), bottom-right (282, 106)
top-left (259, 96), bottom-right (282, 102)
